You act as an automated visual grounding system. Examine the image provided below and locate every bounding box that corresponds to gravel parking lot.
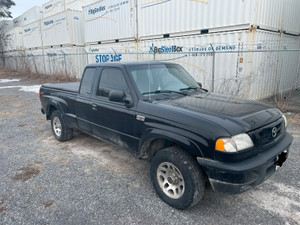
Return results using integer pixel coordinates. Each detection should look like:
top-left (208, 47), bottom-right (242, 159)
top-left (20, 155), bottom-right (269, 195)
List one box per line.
top-left (0, 70), bottom-right (300, 225)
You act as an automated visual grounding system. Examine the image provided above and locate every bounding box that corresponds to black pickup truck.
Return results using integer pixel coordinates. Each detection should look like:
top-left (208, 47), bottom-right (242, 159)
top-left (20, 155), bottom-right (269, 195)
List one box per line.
top-left (39, 62), bottom-right (293, 209)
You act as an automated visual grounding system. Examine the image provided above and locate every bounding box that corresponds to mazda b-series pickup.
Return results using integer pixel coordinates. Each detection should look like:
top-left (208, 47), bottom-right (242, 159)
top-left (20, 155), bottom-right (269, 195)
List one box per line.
top-left (39, 62), bottom-right (293, 209)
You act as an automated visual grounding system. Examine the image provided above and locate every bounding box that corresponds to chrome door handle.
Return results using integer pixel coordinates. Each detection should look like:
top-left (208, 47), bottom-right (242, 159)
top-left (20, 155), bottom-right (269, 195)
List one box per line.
top-left (92, 104), bottom-right (97, 111)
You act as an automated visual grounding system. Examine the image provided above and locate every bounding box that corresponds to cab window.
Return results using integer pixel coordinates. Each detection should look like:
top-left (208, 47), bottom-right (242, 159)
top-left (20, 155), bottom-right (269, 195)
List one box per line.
top-left (79, 68), bottom-right (96, 96)
top-left (97, 68), bottom-right (129, 97)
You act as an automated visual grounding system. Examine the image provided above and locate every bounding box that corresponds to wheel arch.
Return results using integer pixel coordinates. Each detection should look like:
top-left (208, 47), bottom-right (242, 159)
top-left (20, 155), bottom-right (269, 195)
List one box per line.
top-left (139, 129), bottom-right (204, 160)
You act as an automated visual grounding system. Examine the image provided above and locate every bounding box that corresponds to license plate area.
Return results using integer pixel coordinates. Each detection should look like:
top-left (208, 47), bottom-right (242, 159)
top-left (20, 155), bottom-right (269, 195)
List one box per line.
top-left (275, 150), bottom-right (288, 170)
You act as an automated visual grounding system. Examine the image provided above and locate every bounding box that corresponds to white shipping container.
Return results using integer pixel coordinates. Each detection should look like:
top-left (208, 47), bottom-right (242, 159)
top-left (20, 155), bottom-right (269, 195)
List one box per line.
top-left (42, 0), bottom-right (65, 18)
top-left (44, 46), bottom-right (86, 77)
top-left (83, 0), bottom-right (136, 43)
top-left (85, 41), bottom-right (138, 63)
top-left (85, 30), bottom-right (300, 99)
top-left (41, 10), bottom-right (84, 47)
top-left (23, 20), bottom-right (43, 49)
top-left (13, 16), bottom-right (24, 27)
top-left (0, 20), bottom-right (14, 33)
top-left (4, 27), bottom-right (23, 51)
top-left (66, 0), bottom-right (98, 11)
top-left (22, 6), bottom-right (43, 26)
top-left (43, 0), bottom-right (98, 17)
top-left (138, 30), bottom-right (300, 99)
top-left (138, 0), bottom-right (300, 39)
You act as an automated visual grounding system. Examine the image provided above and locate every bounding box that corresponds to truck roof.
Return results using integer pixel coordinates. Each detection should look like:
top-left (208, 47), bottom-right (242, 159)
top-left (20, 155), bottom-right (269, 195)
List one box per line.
top-left (86, 61), bottom-right (177, 68)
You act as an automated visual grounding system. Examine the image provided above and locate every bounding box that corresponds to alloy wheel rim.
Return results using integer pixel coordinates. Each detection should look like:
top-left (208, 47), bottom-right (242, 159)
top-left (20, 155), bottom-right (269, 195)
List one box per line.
top-left (53, 117), bottom-right (62, 137)
top-left (157, 162), bottom-right (185, 199)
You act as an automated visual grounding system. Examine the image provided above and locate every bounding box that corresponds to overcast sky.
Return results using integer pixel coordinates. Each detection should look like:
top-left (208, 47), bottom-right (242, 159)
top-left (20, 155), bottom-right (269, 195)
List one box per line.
top-left (10, 0), bottom-right (49, 18)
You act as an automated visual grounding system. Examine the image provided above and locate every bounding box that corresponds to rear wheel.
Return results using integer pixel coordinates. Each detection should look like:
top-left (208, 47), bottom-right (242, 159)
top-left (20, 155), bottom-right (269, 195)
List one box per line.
top-left (150, 147), bottom-right (205, 209)
top-left (51, 110), bottom-right (73, 142)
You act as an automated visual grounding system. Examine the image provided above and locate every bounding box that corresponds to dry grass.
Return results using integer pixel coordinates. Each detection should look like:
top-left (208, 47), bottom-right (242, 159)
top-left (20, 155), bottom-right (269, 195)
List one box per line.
top-left (0, 67), bottom-right (80, 84)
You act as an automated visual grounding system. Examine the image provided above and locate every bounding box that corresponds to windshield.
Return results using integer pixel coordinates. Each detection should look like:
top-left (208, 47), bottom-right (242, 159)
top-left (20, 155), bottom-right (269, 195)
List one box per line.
top-left (127, 64), bottom-right (199, 98)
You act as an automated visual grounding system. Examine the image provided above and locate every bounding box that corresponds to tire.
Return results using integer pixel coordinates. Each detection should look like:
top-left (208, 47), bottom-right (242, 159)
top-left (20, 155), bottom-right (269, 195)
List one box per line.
top-left (150, 146), bottom-right (205, 210)
top-left (51, 110), bottom-right (73, 142)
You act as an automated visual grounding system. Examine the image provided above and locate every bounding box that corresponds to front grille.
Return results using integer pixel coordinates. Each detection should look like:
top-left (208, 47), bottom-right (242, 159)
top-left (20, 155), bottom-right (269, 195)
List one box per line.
top-left (249, 118), bottom-right (284, 148)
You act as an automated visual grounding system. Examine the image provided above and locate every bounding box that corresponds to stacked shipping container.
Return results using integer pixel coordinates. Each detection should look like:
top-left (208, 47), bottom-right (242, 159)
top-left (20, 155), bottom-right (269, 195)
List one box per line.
top-left (3, 0), bottom-right (300, 98)
top-left (41, 10), bottom-right (84, 47)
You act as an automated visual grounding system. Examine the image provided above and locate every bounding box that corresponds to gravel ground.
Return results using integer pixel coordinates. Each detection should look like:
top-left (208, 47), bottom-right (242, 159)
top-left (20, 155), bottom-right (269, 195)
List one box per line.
top-left (0, 73), bottom-right (300, 225)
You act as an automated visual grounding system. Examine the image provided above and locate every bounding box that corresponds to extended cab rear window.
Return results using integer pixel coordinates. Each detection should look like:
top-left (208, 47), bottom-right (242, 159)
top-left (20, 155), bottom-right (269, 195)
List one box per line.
top-left (80, 68), bottom-right (96, 96)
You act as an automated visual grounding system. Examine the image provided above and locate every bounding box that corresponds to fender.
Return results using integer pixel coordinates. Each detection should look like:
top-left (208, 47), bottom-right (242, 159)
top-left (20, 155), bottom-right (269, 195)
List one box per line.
top-left (46, 96), bottom-right (71, 127)
top-left (139, 127), bottom-right (208, 159)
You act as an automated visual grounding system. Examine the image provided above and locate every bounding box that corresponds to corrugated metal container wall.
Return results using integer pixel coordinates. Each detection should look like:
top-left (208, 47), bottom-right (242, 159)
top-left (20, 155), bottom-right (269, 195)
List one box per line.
top-left (255, 0), bottom-right (300, 34)
top-left (85, 41), bottom-right (138, 64)
top-left (4, 27), bottom-right (23, 51)
top-left (0, 20), bottom-right (14, 33)
top-left (23, 20), bottom-right (43, 49)
top-left (83, 0), bottom-right (136, 43)
top-left (13, 16), bottom-right (24, 27)
top-left (137, 0), bottom-right (300, 39)
top-left (282, 0), bottom-right (300, 34)
top-left (43, 0), bottom-right (99, 17)
top-left (44, 47), bottom-right (86, 78)
top-left (25, 49), bottom-right (46, 74)
top-left (65, 0), bottom-right (99, 11)
top-left (137, 30), bottom-right (300, 99)
top-left (22, 6), bottom-right (44, 26)
top-left (42, 0), bottom-right (65, 18)
top-left (41, 10), bottom-right (84, 47)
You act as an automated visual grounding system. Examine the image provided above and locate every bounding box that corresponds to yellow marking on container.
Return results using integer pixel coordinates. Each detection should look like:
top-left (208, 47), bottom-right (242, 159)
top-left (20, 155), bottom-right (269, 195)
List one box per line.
top-left (188, 0), bottom-right (208, 5)
top-left (142, 0), bottom-right (169, 7)
top-left (86, 17), bottom-right (117, 23)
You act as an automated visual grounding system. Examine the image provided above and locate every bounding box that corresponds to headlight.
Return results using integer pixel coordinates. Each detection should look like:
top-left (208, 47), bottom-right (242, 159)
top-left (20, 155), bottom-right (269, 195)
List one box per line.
top-left (282, 114), bottom-right (287, 128)
top-left (216, 133), bottom-right (254, 153)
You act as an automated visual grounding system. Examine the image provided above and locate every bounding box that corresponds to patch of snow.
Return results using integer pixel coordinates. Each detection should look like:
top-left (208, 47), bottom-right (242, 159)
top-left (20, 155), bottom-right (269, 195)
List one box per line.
top-left (0, 85), bottom-right (41, 93)
top-left (0, 79), bottom-right (21, 83)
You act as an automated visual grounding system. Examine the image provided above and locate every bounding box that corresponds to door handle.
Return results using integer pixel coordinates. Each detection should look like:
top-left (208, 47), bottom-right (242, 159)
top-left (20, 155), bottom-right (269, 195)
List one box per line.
top-left (92, 104), bottom-right (97, 111)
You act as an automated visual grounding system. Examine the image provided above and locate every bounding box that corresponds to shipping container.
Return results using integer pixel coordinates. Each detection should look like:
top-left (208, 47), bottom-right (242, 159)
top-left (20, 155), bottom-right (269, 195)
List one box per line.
top-left (0, 20), bottom-right (14, 33)
top-left (13, 16), bottom-right (24, 27)
top-left (43, 0), bottom-right (98, 18)
top-left (12, 6), bottom-right (43, 28)
top-left (23, 20), bottom-right (43, 49)
top-left (3, 27), bottom-right (23, 51)
top-left (85, 41), bottom-right (138, 63)
top-left (41, 10), bottom-right (84, 47)
top-left (137, 0), bottom-right (300, 39)
top-left (22, 6), bottom-right (43, 26)
top-left (83, 0), bottom-right (136, 44)
top-left (44, 46), bottom-right (86, 78)
top-left (85, 30), bottom-right (299, 99)
top-left (138, 30), bottom-right (300, 99)
top-left (65, 0), bottom-right (98, 11)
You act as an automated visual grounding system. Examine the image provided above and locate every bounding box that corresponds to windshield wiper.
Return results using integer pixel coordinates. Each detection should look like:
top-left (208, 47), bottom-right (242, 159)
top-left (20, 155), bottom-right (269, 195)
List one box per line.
top-left (142, 90), bottom-right (187, 96)
top-left (180, 87), bottom-right (198, 91)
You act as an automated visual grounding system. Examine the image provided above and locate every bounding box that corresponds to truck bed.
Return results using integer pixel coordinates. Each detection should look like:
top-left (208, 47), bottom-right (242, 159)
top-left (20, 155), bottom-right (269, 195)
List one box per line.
top-left (41, 82), bottom-right (80, 94)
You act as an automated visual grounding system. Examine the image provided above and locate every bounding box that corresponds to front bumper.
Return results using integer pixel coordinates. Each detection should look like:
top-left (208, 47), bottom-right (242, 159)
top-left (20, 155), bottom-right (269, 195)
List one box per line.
top-left (197, 133), bottom-right (293, 194)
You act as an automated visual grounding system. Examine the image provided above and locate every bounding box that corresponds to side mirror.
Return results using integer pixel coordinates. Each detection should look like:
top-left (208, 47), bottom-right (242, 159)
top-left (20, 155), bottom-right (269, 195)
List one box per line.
top-left (197, 82), bottom-right (208, 92)
top-left (109, 90), bottom-right (134, 108)
top-left (109, 90), bottom-right (125, 102)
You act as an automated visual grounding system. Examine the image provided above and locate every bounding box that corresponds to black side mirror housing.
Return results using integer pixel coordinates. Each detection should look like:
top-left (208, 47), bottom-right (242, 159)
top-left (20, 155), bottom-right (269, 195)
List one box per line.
top-left (197, 82), bottom-right (203, 89)
top-left (109, 90), bottom-right (133, 108)
top-left (109, 90), bottom-right (125, 102)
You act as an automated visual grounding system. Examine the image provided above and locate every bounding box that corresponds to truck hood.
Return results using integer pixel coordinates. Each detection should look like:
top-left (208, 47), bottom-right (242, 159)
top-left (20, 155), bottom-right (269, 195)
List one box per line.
top-left (158, 92), bottom-right (282, 134)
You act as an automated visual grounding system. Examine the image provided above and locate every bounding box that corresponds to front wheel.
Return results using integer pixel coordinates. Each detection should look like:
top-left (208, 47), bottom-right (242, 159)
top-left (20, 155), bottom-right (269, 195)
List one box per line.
top-left (150, 147), bottom-right (205, 209)
top-left (51, 110), bottom-right (73, 142)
